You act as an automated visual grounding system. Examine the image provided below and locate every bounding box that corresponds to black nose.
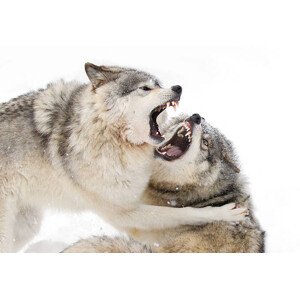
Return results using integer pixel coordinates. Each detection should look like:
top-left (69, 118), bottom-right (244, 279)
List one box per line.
top-left (191, 113), bottom-right (201, 124)
top-left (171, 85), bottom-right (182, 95)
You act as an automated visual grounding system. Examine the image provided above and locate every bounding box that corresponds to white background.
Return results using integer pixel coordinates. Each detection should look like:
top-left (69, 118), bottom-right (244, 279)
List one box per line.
top-left (0, 0), bottom-right (300, 298)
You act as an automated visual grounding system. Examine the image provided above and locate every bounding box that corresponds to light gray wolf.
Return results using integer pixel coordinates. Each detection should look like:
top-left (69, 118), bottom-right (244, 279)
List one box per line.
top-left (63, 113), bottom-right (264, 253)
top-left (0, 64), bottom-right (247, 252)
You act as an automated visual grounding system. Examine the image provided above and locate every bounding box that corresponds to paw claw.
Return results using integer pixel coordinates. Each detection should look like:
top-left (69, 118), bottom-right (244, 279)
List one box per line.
top-left (216, 203), bottom-right (249, 222)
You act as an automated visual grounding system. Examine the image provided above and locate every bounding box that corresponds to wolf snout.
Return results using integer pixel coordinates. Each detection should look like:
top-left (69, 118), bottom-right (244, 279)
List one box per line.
top-left (171, 85), bottom-right (182, 95)
top-left (190, 113), bottom-right (201, 124)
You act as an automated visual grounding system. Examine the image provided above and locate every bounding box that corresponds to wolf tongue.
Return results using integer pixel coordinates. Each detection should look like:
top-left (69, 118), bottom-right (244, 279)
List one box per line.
top-left (166, 146), bottom-right (182, 157)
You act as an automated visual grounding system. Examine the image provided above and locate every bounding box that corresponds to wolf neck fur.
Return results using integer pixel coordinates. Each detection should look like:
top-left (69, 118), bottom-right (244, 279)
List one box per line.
top-left (147, 161), bottom-right (242, 207)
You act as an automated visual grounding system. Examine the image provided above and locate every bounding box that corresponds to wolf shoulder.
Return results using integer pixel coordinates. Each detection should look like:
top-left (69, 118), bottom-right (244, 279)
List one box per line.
top-left (0, 81), bottom-right (82, 159)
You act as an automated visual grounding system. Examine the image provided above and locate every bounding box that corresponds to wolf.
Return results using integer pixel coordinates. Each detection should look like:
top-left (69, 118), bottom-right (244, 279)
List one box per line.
top-left (63, 113), bottom-right (264, 253)
top-left (0, 64), bottom-right (247, 252)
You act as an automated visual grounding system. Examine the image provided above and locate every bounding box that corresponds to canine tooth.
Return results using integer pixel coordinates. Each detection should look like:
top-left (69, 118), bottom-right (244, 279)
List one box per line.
top-left (161, 144), bottom-right (171, 151)
top-left (166, 102), bottom-right (170, 107)
top-left (178, 127), bottom-right (185, 134)
top-left (177, 127), bottom-right (185, 137)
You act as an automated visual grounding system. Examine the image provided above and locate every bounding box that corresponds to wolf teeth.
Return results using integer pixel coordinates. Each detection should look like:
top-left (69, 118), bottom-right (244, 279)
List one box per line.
top-left (161, 144), bottom-right (171, 151)
top-left (177, 127), bottom-right (185, 137)
top-left (171, 101), bottom-right (179, 111)
top-left (155, 104), bottom-right (168, 112)
top-left (177, 131), bottom-right (184, 138)
top-left (160, 100), bottom-right (179, 110)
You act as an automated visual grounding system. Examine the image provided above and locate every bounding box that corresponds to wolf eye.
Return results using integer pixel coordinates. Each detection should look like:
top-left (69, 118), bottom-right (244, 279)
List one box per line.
top-left (201, 134), bottom-right (210, 150)
top-left (203, 139), bottom-right (209, 147)
top-left (140, 86), bottom-right (152, 91)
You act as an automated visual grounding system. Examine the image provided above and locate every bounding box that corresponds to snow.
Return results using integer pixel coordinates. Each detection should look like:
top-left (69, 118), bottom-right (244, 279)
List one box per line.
top-left (0, 47), bottom-right (299, 252)
top-left (21, 211), bottom-right (120, 252)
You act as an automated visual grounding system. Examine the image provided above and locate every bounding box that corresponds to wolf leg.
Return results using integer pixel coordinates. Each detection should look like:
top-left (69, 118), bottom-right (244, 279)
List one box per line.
top-left (13, 206), bottom-right (43, 252)
top-left (117, 203), bottom-right (248, 231)
top-left (0, 194), bottom-right (17, 253)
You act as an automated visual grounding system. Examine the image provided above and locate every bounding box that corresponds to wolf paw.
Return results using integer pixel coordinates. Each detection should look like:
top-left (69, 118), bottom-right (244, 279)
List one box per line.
top-left (215, 203), bottom-right (249, 222)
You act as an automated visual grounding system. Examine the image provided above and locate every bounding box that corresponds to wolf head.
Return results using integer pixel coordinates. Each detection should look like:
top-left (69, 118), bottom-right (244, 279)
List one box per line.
top-left (151, 113), bottom-right (242, 199)
top-left (85, 63), bottom-right (182, 145)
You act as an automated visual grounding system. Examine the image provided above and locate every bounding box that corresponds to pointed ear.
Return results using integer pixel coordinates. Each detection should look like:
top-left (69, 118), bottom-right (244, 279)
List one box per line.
top-left (85, 63), bottom-right (122, 88)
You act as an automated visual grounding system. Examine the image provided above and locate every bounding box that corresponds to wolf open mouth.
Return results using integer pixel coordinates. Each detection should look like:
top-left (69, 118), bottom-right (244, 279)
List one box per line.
top-left (149, 98), bottom-right (180, 141)
top-left (155, 118), bottom-right (194, 161)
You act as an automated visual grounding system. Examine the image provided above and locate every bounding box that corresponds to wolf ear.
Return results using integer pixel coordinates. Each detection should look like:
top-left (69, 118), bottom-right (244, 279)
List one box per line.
top-left (85, 63), bottom-right (122, 88)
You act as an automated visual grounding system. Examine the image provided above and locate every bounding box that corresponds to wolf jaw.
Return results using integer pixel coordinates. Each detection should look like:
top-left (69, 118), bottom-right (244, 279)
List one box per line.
top-left (155, 116), bottom-right (195, 161)
top-left (149, 98), bottom-right (180, 142)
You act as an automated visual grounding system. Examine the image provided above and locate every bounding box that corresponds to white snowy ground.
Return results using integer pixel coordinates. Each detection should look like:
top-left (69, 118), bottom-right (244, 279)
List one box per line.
top-left (0, 47), bottom-right (299, 252)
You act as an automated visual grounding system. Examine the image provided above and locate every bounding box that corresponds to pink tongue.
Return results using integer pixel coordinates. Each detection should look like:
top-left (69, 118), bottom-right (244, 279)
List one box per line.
top-left (166, 146), bottom-right (182, 157)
